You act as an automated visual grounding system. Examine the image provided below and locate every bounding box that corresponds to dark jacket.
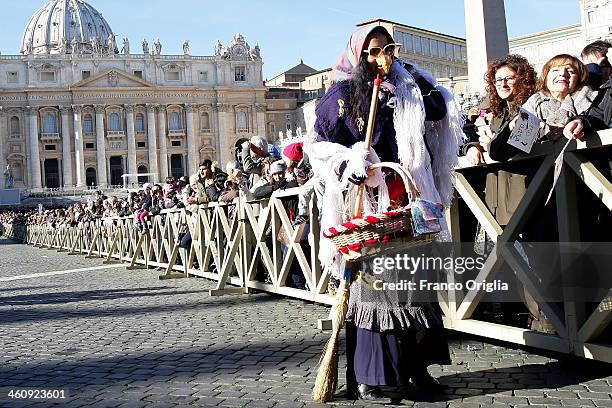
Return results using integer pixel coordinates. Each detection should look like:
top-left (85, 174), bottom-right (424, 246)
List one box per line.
top-left (252, 179), bottom-right (298, 200)
top-left (578, 79), bottom-right (612, 132)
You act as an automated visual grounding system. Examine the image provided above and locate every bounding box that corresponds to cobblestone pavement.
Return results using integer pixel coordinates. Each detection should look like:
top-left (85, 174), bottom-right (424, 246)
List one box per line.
top-left (1, 238), bottom-right (611, 408)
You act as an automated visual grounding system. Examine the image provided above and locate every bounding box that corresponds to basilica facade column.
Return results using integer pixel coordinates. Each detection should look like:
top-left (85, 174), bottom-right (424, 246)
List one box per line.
top-left (0, 108), bottom-right (7, 188)
top-left (125, 104), bottom-right (137, 186)
top-left (215, 103), bottom-right (231, 167)
top-left (27, 106), bottom-right (42, 190)
top-left (146, 104), bottom-right (159, 182)
top-left (72, 105), bottom-right (86, 188)
top-left (157, 105), bottom-right (169, 180)
top-left (255, 103), bottom-right (266, 138)
top-left (94, 105), bottom-right (108, 187)
top-left (185, 104), bottom-right (197, 176)
top-left (60, 106), bottom-right (73, 187)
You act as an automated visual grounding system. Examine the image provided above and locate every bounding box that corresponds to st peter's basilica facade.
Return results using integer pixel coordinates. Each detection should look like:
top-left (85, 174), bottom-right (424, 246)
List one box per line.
top-left (0, 0), bottom-right (266, 190)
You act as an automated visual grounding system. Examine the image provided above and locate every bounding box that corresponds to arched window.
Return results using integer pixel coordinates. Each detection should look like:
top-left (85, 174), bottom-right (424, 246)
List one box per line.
top-left (109, 112), bottom-right (120, 131)
top-left (236, 111), bottom-right (248, 132)
top-left (42, 113), bottom-right (57, 133)
top-left (200, 112), bottom-right (210, 131)
top-left (169, 111), bottom-right (181, 130)
top-left (10, 116), bottom-right (20, 137)
top-left (83, 114), bottom-right (94, 134)
top-left (135, 114), bottom-right (145, 132)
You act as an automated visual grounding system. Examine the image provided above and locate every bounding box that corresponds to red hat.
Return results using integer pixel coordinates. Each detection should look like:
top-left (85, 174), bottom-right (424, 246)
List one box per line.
top-left (283, 142), bottom-right (303, 162)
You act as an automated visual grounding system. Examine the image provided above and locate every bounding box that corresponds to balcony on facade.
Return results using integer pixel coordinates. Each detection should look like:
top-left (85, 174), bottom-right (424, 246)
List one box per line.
top-left (40, 132), bottom-right (60, 142)
top-left (106, 130), bottom-right (125, 140)
top-left (168, 129), bottom-right (186, 139)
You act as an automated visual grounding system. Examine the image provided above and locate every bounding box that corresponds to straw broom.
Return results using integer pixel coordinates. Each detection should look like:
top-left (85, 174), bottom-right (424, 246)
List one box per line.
top-left (312, 74), bottom-right (382, 403)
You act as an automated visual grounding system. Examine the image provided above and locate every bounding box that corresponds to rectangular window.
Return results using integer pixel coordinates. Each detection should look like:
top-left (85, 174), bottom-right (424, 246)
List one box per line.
top-left (446, 43), bottom-right (454, 60)
top-left (588, 10), bottom-right (596, 23)
top-left (137, 141), bottom-right (146, 148)
top-left (404, 33), bottom-right (413, 52)
top-left (82, 71), bottom-right (91, 80)
top-left (421, 38), bottom-right (430, 55)
top-left (461, 46), bottom-right (467, 63)
top-left (453, 44), bottom-right (461, 62)
top-left (44, 144), bottom-right (56, 151)
top-left (7, 72), bottom-right (18, 83)
top-left (85, 142), bottom-right (95, 149)
top-left (413, 36), bottom-right (422, 54)
top-left (234, 66), bottom-right (246, 82)
top-left (166, 71), bottom-right (180, 81)
top-left (133, 70), bottom-right (143, 79)
top-left (199, 71), bottom-right (208, 82)
top-left (83, 116), bottom-right (94, 134)
top-left (40, 71), bottom-right (56, 82)
top-left (171, 140), bottom-right (181, 147)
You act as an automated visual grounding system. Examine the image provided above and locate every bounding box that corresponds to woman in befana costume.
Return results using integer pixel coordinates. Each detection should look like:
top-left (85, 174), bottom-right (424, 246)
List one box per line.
top-left (306, 24), bottom-right (464, 402)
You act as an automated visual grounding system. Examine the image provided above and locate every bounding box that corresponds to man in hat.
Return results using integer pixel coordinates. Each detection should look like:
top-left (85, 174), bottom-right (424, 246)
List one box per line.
top-left (241, 135), bottom-right (270, 189)
top-left (205, 171), bottom-right (229, 202)
top-left (252, 160), bottom-right (297, 200)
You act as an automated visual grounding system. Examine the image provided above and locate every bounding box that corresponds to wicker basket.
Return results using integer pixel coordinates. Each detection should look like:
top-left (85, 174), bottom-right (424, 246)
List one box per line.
top-left (323, 162), bottom-right (437, 262)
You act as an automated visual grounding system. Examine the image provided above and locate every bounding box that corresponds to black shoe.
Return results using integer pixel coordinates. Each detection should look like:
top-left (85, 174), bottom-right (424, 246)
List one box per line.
top-left (411, 372), bottom-right (446, 392)
top-left (357, 384), bottom-right (392, 404)
top-left (333, 384), bottom-right (357, 400)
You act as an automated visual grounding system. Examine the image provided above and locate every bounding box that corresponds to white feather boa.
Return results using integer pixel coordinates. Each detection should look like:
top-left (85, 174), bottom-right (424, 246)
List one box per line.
top-left (304, 60), bottom-right (463, 278)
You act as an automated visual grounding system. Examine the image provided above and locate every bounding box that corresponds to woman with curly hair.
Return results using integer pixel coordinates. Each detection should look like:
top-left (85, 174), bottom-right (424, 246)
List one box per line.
top-left (463, 54), bottom-right (537, 165)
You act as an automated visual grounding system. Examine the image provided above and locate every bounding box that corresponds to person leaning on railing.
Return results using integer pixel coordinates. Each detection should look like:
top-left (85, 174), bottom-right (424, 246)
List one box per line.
top-left (252, 160), bottom-right (298, 201)
top-left (565, 69), bottom-right (612, 138)
top-left (461, 54), bottom-right (537, 165)
top-left (489, 54), bottom-right (597, 161)
top-left (240, 135), bottom-right (273, 190)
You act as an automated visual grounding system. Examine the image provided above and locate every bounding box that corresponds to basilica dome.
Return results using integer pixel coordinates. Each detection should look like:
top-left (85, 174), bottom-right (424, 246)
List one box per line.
top-left (20, 0), bottom-right (116, 55)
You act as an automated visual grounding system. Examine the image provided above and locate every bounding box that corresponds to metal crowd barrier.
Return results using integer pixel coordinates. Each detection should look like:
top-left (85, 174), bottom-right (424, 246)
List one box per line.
top-left (3, 129), bottom-right (611, 362)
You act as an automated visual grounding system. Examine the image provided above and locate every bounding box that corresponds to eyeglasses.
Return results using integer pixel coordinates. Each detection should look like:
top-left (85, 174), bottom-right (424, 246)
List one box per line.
top-left (363, 43), bottom-right (401, 58)
top-left (494, 76), bottom-right (516, 86)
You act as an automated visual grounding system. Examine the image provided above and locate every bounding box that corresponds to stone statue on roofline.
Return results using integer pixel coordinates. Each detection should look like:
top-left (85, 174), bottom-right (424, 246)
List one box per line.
top-left (183, 40), bottom-right (190, 55)
top-left (214, 40), bottom-right (223, 57)
top-left (122, 37), bottom-right (130, 54)
top-left (108, 34), bottom-right (117, 54)
top-left (142, 38), bottom-right (149, 54)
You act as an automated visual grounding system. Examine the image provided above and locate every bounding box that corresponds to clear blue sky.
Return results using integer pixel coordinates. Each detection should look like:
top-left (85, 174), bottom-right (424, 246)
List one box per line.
top-left (1, 0), bottom-right (581, 80)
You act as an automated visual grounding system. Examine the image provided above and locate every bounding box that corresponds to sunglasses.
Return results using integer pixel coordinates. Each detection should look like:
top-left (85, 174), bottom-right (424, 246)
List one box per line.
top-left (363, 43), bottom-right (401, 58)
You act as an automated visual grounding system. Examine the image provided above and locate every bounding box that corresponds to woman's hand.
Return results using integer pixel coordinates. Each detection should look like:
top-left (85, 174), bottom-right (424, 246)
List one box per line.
top-left (509, 115), bottom-right (519, 132)
top-left (466, 146), bottom-right (484, 165)
top-left (477, 125), bottom-right (494, 152)
top-left (564, 119), bottom-right (585, 140)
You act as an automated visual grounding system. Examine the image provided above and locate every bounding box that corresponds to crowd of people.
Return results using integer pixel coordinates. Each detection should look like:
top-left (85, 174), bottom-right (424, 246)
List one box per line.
top-left (0, 137), bottom-right (313, 230)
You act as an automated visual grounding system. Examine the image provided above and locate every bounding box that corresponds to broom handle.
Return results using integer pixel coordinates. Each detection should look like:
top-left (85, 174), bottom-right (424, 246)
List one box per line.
top-left (354, 74), bottom-right (382, 217)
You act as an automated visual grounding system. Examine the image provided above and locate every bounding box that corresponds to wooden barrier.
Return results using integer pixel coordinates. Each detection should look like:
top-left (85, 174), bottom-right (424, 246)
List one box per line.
top-left (442, 129), bottom-right (612, 362)
top-left (4, 129), bottom-right (611, 362)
